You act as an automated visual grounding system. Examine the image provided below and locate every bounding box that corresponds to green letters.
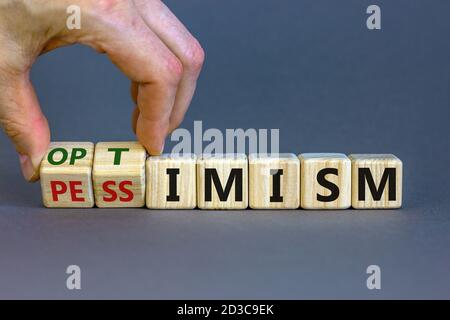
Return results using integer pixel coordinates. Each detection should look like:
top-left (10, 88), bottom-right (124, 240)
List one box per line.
top-left (48, 148), bottom-right (87, 165)
top-left (108, 148), bottom-right (130, 165)
top-left (48, 148), bottom-right (68, 165)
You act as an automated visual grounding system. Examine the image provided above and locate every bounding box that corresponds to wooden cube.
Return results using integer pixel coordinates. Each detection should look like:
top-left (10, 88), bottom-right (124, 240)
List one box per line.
top-left (146, 154), bottom-right (197, 209)
top-left (249, 153), bottom-right (300, 209)
top-left (40, 142), bottom-right (95, 208)
top-left (348, 154), bottom-right (402, 209)
top-left (197, 154), bottom-right (248, 209)
top-left (299, 153), bottom-right (351, 209)
top-left (93, 141), bottom-right (146, 208)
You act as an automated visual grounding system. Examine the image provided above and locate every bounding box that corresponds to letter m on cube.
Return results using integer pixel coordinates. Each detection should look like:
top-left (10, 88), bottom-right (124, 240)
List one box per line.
top-left (349, 154), bottom-right (402, 209)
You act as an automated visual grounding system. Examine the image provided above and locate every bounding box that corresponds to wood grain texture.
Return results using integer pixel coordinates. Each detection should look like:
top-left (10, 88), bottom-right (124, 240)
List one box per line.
top-left (348, 154), bottom-right (402, 209)
top-left (93, 141), bottom-right (146, 208)
top-left (299, 153), bottom-right (351, 209)
top-left (40, 142), bottom-right (95, 208)
top-left (197, 154), bottom-right (248, 210)
top-left (146, 154), bottom-right (197, 209)
top-left (249, 153), bottom-right (300, 209)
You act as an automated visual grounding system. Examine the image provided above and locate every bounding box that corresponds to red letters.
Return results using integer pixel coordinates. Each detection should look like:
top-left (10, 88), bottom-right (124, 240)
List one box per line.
top-left (103, 181), bottom-right (117, 202)
top-left (102, 180), bottom-right (134, 202)
top-left (50, 180), bottom-right (134, 203)
top-left (51, 181), bottom-right (67, 201)
top-left (119, 181), bottom-right (134, 202)
top-left (69, 181), bottom-right (85, 202)
top-left (50, 181), bottom-right (85, 202)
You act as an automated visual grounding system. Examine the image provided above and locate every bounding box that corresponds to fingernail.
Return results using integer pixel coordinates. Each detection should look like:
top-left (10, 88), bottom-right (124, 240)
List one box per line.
top-left (19, 154), bottom-right (40, 182)
top-left (160, 141), bottom-right (165, 154)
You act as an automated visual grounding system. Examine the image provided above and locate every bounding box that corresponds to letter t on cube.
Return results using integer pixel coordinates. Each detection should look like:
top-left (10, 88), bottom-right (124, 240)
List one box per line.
top-left (93, 142), bottom-right (146, 207)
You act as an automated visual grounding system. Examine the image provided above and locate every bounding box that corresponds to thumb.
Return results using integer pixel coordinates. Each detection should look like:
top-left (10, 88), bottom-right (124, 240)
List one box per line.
top-left (0, 71), bottom-right (50, 182)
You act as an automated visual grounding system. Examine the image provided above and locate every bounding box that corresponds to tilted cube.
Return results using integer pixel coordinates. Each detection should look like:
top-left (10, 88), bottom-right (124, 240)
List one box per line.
top-left (40, 142), bottom-right (95, 208)
top-left (93, 141), bottom-right (146, 208)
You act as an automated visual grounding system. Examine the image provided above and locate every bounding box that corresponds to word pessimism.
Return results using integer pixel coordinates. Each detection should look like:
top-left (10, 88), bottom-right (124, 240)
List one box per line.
top-left (40, 142), bottom-right (403, 210)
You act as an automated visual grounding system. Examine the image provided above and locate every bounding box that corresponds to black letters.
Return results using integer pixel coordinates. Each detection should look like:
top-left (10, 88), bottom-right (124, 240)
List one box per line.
top-left (270, 169), bottom-right (283, 202)
top-left (316, 168), bottom-right (340, 202)
top-left (358, 168), bottom-right (396, 201)
top-left (204, 169), bottom-right (243, 202)
top-left (166, 168), bottom-right (180, 201)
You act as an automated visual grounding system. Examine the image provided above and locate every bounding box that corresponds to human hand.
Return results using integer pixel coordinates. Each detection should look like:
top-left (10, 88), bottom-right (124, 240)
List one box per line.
top-left (0, 0), bottom-right (204, 181)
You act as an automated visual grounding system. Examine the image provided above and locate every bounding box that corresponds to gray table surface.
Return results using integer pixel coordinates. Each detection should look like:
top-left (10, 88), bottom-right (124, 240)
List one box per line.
top-left (1, 0), bottom-right (449, 299)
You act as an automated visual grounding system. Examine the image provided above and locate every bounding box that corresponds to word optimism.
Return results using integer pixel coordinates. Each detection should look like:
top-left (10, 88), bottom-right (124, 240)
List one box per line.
top-left (39, 142), bottom-right (402, 210)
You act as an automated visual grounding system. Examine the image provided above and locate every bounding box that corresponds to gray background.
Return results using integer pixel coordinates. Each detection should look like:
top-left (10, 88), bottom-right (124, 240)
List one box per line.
top-left (0, 0), bottom-right (449, 299)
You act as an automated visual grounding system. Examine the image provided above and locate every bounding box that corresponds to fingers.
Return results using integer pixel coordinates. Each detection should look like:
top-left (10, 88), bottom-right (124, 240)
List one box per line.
top-left (0, 71), bottom-right (50, 181)
top-left (130, 81), bottom-right (138, 105)
top-left (130, 82), bottom-right (139, 133)
top-left (131, 106), bottom-right (139, 134)
top-left (133, 0), bottom-right (205, 132)
top-left (87, 2), bottom-right (183, 154)
top-left (0, 0), bottom-right (202, 182)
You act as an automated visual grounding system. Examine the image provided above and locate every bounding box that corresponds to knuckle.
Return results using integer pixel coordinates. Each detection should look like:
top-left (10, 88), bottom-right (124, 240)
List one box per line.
top-left (181, 38), bottom-right (205, 74)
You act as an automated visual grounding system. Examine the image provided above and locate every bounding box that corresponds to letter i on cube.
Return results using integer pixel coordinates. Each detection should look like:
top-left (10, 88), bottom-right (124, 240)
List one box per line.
top-left (146, 154), bottom-right (197, 209)
top-left (40, 142), bottom-right (95, 208)
top-left (249, 153), bottom-right (300, 209)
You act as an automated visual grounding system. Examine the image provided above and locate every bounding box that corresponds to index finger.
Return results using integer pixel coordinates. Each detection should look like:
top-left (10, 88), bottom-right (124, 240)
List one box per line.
top-left (82, 2), bottom-right (182, 154)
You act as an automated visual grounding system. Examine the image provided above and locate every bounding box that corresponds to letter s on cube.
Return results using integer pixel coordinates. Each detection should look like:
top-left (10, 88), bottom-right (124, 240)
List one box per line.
top-left (40, 142), bottom-right (95, 208)
top-left (299, 153), bottom-right (351, 209)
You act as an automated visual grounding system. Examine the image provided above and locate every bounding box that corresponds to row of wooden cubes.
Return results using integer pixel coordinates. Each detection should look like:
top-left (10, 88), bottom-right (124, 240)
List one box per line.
top-left (40, 142), bottom-right (402, 209)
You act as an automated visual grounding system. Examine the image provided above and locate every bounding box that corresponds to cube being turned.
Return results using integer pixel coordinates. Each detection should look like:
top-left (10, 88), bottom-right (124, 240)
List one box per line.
top-left (348, 154), bottom-right (402, 209)
top-left (40, 142), bottom-right (95, 208)
top-left (299, 153), bottom-right (351, 209)
top-left (197, 154), bottom-right (248, 209)
top-left (249, 153), bottom-right (300, 209)
top-left (93, 142), bottom-right (146, 208)
top-left (146, 154), bottom-right (197, 209)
